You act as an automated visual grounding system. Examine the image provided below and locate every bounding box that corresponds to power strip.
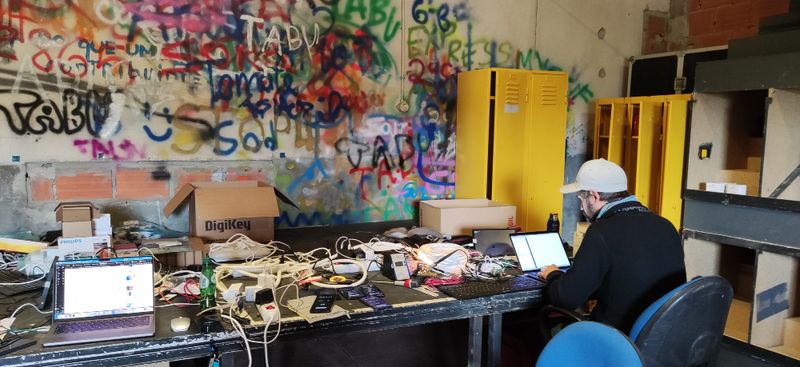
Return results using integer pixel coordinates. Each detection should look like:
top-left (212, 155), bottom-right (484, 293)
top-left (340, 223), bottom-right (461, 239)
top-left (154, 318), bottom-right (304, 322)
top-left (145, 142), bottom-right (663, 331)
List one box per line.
top-left (226, 263), bottom-right (291, 277)
top-left (209, 246), bottom-right (275, 262)
top-left (256, 302), bottom-right (280, 325)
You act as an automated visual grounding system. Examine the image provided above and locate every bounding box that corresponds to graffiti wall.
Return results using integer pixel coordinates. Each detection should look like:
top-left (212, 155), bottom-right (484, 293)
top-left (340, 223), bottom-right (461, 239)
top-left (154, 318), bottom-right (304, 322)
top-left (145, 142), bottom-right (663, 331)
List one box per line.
top-left (0, 0), bottom-right (665, 232)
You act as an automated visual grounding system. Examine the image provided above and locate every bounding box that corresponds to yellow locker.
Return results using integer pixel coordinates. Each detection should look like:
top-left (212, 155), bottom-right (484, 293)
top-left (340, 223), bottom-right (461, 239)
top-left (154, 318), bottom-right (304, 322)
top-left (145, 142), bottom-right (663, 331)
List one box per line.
top-left (593, 94), bottom-right (690, 228)
top-left (456, 68), bottom-right (568, 232)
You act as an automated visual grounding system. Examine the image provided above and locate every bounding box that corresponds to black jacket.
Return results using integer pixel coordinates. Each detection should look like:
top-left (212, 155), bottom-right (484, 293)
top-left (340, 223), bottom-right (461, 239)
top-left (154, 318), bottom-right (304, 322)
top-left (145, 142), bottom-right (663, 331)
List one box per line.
top-left (545, 200), bottom-right (686, 332)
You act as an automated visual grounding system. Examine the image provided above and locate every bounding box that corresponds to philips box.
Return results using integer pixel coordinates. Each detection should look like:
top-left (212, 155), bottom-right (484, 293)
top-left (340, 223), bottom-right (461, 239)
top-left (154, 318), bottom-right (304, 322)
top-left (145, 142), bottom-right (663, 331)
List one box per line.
top-left (57, 235), bottom-right (111, 254)
top-left (163, 181), bottom-right (295, 242)
top-left (420, 199), bottom-right (516, 237)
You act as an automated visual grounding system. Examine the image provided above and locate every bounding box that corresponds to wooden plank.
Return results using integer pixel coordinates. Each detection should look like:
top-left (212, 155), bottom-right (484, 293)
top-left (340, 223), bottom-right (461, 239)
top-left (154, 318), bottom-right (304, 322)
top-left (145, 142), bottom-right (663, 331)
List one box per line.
top-left (751, 252), bottom-right (799, 348)
top-left (762, 89), bottom-right (800, 200)
top-left (684, 237), bottom-right (723, 280)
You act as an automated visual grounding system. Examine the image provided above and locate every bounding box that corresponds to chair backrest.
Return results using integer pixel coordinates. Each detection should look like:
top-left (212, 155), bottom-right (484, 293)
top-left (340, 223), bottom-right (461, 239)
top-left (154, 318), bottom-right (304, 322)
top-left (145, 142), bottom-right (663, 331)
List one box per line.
top-left (536, 321), bottom-right (645, 367)
top-left (629, 275), bottom-right (734, 367)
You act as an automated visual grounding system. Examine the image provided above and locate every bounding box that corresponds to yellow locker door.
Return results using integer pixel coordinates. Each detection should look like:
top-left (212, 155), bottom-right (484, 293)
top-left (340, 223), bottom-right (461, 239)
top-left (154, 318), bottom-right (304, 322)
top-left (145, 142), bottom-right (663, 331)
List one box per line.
top-left (455, 70), bottom-right (493, 199)
top-left (634, 99), bottom-right (664, 211)
top-left (660, 95), bottom-right (691, 228)
top-left (607, 102), bottom-right (627, 165)
top-left (491, 69), bottom-right (532, 220)
top-left (524, 72), bottom-right (567, 231)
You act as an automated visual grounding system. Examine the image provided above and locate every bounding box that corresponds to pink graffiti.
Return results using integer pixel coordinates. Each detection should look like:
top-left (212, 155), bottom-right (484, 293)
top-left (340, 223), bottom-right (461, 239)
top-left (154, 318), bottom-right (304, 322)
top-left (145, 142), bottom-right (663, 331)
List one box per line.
top-left (73, 138), bottom-right (147, 161)
top-left (123, 0), bottom-right (231, 33)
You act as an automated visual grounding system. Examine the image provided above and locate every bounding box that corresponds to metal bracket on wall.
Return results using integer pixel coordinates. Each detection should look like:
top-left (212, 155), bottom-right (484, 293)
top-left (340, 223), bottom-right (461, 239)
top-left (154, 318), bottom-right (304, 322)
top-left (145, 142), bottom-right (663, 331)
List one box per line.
top-left (768, 163), bottom-right (800, 198)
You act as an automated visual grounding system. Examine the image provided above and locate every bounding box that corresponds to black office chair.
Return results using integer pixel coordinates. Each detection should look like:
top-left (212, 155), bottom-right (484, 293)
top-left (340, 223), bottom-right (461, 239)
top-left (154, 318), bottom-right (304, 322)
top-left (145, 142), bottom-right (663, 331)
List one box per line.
top-left (628, 275), bottom-right (733, 367)
top-left (538, 275), bottom-right (734, 367)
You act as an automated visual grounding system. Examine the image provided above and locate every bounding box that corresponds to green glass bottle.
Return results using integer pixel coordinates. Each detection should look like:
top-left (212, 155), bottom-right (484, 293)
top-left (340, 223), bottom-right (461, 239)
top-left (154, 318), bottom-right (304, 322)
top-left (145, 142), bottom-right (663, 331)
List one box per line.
top-left (200, 257), bottom-right (217, 309)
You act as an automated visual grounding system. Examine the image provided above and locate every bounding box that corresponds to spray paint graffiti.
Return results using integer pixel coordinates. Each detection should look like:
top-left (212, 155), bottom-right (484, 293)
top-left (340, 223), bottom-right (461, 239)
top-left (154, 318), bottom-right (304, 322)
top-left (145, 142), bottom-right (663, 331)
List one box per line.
top-left (0, 0), bottom-right (593, 228)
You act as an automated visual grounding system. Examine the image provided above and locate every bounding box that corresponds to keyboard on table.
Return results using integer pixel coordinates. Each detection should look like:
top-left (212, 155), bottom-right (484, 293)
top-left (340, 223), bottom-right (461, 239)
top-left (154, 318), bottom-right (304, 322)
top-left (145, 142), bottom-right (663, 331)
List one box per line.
top-left (55, 315), bottom-right (150, 334)
top-left (0, 269), bottom-right (45, 296)
top-left (437, 276), bottom-right (545, 300)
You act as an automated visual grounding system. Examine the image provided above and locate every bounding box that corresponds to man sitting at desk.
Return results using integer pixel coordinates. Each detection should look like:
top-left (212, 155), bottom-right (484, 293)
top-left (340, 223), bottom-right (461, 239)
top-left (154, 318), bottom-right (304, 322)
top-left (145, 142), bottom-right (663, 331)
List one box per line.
top-left (539, 158), bottom-right (686, 332)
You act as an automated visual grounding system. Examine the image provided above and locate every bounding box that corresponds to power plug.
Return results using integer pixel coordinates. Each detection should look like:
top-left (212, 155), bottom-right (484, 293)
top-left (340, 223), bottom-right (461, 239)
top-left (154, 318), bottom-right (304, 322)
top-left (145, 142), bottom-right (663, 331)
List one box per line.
top-left (255, 288), bottom-right (280, 325)
top-left (256, 302), bottom-right (280, 325)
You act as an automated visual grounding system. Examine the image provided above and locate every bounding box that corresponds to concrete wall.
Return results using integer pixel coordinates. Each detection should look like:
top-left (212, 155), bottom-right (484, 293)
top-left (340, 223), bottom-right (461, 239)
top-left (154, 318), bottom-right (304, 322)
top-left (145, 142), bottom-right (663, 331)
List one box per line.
top-left (0, 0), bottom-right (667, 239)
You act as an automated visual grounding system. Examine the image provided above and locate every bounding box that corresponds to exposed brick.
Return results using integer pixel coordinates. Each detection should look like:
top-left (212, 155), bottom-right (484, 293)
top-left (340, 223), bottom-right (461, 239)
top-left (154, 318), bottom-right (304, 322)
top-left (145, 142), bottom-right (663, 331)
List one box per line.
top-left (30, 178), bottom-right (53, 202)
top-left (688, 8), bottom-right (719, 35)
top-left (717, 2), bottom-right (756, 31)
top-left (754, 0), bottom-right (790, 19)
top-left (228, 171), bottom-right (268, 182)
top-left (647, 13), bottom-right (668, 33)
top-left (55, 172), bottom-right (113, 200)
top-left (694, 0), bottom-right (735, 10)
top-left (690, 31), bottom-right (732, 48)
top-left (116, 169), bottom-right (170, 200)
top-left (729, 26), bottom-right (759, 41)
top-left (175, 170), bottom-right (213, 189)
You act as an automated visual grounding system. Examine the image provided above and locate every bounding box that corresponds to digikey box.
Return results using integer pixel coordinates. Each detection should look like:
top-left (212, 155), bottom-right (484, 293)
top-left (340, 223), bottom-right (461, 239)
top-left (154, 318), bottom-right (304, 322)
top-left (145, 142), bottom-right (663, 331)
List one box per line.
top-left (163, 181), bottom-right (295, 242)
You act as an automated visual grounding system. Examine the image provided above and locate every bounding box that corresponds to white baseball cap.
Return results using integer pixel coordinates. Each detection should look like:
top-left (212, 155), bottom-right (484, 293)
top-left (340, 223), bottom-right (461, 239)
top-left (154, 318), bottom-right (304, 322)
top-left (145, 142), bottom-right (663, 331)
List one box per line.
top-left (560, 158), bottom-right (628, 194)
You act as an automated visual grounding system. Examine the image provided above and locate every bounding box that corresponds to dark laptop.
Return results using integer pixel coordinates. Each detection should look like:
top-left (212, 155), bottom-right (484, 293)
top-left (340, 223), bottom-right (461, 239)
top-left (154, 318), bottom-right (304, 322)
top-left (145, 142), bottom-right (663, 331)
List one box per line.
top-left (42, 256), bottom-right (156, 347)
top-left (472, 228), bottom-right (516, 257)
top-left (509, 231), bottom-right (571, 273)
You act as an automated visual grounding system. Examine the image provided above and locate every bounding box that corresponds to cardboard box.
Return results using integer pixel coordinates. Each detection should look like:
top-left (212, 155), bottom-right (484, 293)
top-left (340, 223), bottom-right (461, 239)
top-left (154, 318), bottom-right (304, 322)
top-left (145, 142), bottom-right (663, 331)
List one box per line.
top-left (55, 201), bottom-right (102, 237)
top-left (57, 235), bottom-right (111, 254)
top-left (163, 181), bottom-right (295, 242)
top-left (420, 199), bottom-right (516, 236)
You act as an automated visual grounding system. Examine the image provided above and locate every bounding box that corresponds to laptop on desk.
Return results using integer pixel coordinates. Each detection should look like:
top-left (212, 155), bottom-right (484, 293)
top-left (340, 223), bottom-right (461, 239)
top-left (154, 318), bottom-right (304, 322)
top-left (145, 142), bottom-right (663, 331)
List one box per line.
top-left (472, 228), bottom-right (516, 257)
top-left (42, 256), bottom-right (155, 347)
top-left (509, 231), bottom-right (571, 275)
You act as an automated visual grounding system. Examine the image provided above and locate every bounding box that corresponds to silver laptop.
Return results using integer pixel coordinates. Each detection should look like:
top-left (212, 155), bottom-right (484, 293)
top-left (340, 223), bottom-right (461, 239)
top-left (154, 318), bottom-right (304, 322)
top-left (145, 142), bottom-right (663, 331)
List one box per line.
top-left (509, 231), bottom-right (571, 273)
top-left (473, 228), bottom-right (516, 257)
top-left (43, 256), bottom-right (155, 347)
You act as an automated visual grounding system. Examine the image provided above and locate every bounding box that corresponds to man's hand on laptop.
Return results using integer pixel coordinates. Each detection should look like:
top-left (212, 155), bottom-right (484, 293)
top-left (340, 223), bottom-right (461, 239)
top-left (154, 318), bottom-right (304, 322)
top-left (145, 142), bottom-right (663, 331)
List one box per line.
top-left (539, 265), bottom-right (561, 280)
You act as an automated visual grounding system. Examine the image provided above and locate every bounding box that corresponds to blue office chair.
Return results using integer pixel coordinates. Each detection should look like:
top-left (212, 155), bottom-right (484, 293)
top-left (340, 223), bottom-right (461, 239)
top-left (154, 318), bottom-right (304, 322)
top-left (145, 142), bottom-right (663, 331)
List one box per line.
top-left (535, 321), bottom-right (645, 367)
top-left (629, 275), bottom-right (733, 367)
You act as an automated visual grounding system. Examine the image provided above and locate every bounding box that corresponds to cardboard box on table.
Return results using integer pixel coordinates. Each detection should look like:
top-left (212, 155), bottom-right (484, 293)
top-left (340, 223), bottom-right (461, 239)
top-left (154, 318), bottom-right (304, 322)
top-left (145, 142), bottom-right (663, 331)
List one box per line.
top-left (55, 201), bottom-right (101, 237)
top-left (162, 181), bottom-right (296, 265)
top-left (420, 199), bottom-right (517, 237)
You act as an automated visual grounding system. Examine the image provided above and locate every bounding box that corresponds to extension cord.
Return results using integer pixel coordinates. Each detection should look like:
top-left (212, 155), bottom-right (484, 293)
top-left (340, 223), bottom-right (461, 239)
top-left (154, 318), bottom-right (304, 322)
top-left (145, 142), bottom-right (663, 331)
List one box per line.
top-left (329, 260), bottom-right (379, 274)
top-left (226, 263), bottom-right (291, 277)
top-left (209, 246), bottom-right (275, 262)
top-left (256, 302), bottom-right (280, 325)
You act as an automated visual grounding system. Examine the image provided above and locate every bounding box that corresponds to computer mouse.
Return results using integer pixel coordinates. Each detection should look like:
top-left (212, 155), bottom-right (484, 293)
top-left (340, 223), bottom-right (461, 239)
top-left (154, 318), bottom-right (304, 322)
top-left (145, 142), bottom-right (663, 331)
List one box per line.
top-left (170, 317), bottom-right (191, 332)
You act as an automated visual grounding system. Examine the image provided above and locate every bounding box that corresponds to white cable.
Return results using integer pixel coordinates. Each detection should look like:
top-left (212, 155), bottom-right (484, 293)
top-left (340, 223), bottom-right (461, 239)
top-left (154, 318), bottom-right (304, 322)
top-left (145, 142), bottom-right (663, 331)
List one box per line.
top-left (309, 258), bottom-right (367, 289)
top-left (263, 312), bottom-right (275, 367)
top-left (220, 314), bottom-right (252, 367)
top-left (0, 272), bottom-right (46, 286)
top-left (10, 303), bottom-right (52, 319)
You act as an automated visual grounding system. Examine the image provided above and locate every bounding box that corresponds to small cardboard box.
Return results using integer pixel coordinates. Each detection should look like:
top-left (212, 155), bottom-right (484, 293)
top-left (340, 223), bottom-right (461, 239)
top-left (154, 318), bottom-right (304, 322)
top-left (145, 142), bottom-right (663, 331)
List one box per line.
top-left (420, 199), bottom-right (516, 236)
top-left (163, 181), bottom-right (295, 242)
top-left (55, 202), bottom-right (101, 237)
top-left (57, 235), bottom-right (111, 254)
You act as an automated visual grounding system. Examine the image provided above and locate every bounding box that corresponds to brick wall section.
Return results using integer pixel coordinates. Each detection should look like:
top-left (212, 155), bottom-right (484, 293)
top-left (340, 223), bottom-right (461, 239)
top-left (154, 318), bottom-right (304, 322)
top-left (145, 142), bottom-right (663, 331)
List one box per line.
top-left (643, 10), bottom-right (670, 54)
top-left (687, 0), bottom-right (791, 48)
top-left (116, 168), bottom-right (170, 200)
top-left (55, 172), bottom-right (113, 200)
top-left (30, 178), bottom-right (53, 202)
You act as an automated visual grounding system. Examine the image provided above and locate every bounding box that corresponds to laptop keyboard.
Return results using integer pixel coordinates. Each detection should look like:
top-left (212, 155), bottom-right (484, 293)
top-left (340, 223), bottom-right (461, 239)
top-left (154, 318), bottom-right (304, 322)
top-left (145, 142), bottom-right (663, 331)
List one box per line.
top-left (0, 269), bottom-right (45, 296)
top-left (55, 316), bottom-right (150, 334)
top-left (437, 276), bottom-right (545, 300)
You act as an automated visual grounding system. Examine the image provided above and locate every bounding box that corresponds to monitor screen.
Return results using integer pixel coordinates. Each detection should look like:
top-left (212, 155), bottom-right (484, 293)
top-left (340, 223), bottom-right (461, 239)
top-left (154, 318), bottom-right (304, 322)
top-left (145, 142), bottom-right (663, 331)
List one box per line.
top-left (510, 232), bottom-right (570, 271)
top-left (53, 257), bottom-right (154, 320)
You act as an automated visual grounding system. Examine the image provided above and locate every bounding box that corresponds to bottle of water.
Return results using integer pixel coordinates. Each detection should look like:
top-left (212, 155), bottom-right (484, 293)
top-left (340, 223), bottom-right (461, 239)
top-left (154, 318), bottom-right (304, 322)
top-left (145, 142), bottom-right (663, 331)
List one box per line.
top-left (547, 213), bottom-right (560, 233)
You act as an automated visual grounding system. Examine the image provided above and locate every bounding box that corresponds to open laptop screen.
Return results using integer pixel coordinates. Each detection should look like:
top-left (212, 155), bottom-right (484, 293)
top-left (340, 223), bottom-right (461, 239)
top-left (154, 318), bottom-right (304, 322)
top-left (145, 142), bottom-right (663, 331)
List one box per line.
top-left (510, 232), bottom-right (570, 271)
top-left (53, 256), bottom-right (154, 320)
top-left (473, 228), bottom-right (515, 257)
